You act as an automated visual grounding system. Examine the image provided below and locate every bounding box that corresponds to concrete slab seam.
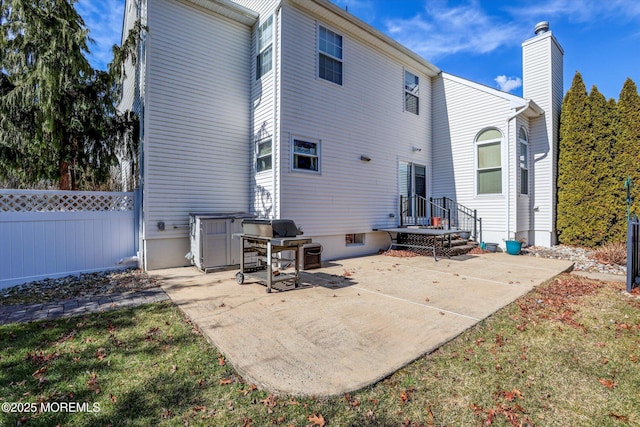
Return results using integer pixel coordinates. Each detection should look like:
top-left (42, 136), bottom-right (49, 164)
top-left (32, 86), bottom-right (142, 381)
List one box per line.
top-left (351, 285), bottom-right (481, 321)
top-left (394, 265), bottom-right (538, 287)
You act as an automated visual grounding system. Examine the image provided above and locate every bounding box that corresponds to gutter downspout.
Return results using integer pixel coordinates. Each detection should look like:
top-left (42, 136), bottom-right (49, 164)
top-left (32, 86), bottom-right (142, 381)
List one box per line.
top-left (272, 3), bottom-right (281, 220)
top-left (505, 100), bottom-right (530, 242)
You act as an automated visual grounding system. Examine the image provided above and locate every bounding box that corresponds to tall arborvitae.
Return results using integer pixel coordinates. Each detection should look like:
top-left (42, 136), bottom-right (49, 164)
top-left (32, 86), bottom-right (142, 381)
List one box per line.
top-left (557, 72), bottom-right (593, 245)
top-left (589, 87), bottom-right (621, 243)
top-left (616, 78), bottom-right (640, 220)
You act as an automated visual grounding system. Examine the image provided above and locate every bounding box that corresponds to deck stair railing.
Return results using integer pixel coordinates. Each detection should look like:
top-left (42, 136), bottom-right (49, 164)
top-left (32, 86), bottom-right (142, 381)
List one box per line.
top-left (429, 196), bottom-right (483, 242)
top-left (400, 194), bottom-right (435, 227)
top-left (399, 195), bottom-right (482, 242)
top-left (628, 215), bottom-right (640, 292)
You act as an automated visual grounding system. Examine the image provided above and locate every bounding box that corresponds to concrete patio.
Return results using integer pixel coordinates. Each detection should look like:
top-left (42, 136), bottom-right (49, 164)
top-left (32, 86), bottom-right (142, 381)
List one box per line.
top-left (153, 253), bottom-right (573, 397)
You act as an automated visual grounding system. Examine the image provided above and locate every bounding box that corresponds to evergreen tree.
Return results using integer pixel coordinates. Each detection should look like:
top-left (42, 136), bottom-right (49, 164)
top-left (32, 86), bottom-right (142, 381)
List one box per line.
top-left (589, 87), bottom-right (621, 243)
top-left (0, 0), bottom-right (141, 190)
top-left (557, 72), bottom-right (593, 245)
top-left (616, 78), bottom-right (640, 220)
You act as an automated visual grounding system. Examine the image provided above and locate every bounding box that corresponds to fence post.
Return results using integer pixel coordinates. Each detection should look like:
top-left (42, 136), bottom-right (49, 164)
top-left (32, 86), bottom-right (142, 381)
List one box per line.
top-left (628, 215), bottom-right (639, 293)
top-left (473, 209), bottom-right (478, 241)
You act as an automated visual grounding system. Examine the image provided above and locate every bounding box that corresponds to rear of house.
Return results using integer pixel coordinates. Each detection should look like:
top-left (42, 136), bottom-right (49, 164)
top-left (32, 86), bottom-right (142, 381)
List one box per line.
top-left (120, 0), bottom-right (562, 271)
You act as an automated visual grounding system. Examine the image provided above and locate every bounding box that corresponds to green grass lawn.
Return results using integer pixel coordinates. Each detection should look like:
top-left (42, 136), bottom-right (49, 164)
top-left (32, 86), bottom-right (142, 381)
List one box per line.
top-left (1, 274), bottom-right (639, 426)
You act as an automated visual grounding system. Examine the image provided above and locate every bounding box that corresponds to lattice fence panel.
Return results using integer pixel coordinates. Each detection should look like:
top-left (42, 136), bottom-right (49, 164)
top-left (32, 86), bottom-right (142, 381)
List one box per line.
top-left (0, 191), bottom-right (134, 213)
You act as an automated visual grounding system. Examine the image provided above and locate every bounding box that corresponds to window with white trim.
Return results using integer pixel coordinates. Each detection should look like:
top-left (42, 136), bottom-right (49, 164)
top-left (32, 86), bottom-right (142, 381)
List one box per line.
top-left (345, 233), bottom-right (365, 245)
top-left (292, 138), bottom-right (320, 172)
top-left (256, 16), bottom-right (273, 80)
top-left (256, 138), bottom-right (272, 173)
top-left (318, 25), bottom-right (342, 85)
top-left (404, 70), bottom-right (419, 114)
top-left (519, 127), bottom-right (529, 195)
top-left (476, 129), bottom-right (503, 195)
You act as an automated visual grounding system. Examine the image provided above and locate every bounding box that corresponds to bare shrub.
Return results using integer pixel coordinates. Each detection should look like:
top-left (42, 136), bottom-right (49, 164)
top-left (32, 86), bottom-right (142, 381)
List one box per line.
top-left (591, 242), bottom-right (627, 266)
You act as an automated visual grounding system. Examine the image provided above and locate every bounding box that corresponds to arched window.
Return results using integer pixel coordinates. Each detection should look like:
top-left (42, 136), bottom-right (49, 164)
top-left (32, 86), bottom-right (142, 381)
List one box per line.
top-left (519, 127), bottom-right (529, 195)
top-left (476, 129), bottom-right (503, 195)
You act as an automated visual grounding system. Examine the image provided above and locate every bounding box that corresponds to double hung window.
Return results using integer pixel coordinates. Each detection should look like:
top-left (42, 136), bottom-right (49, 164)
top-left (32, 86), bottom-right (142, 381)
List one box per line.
top-left (318, 26), bottom-right (343, 85)
top-left (292, 139), bottom-right (320, 172)
top-left (404, 70), bottom-right (419, 114)
top-left (256, 16), bottom-right (273, 80)
top-left (256, 139), bottom-right (272, 173)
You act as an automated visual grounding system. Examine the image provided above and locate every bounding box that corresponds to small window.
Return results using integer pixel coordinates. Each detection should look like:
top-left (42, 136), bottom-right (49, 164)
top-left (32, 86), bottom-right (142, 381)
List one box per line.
top-left (256, 139), bottom-right (272, 173)
top-left (256, 16), bottom-right (273, 80)
top-left (404, 70), bottom-right (419, 114)
top-left (292, 139), bottom-right (320, 172)
top-left (476, 129), bottom-right (503, 195)
top-left (318, 25), bottom-right (343, 85)
top-left (519, 127), bottom-right (529, 195)
top-left (346, 233), bottom-right (365, 245)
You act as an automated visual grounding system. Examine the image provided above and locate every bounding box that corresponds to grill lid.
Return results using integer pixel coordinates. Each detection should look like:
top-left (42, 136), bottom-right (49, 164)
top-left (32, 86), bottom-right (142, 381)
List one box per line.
top-left (242, 219), bottom-right (302, 237)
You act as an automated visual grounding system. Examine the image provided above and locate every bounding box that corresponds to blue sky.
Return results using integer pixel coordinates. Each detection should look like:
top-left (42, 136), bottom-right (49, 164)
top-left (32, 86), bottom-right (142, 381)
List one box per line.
top-left (77, 0), bottom-right (640, 100)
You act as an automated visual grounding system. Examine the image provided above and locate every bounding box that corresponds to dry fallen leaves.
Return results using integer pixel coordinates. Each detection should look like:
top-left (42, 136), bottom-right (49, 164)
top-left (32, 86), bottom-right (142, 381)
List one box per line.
top-left (86, 371), bottom-right (100, 394)
top-left (260, 394), bottom-right (277, 408)
top-left (599, 378), bottom-right (617, 389)
top-left (307, 413), bottom-right (326, 426)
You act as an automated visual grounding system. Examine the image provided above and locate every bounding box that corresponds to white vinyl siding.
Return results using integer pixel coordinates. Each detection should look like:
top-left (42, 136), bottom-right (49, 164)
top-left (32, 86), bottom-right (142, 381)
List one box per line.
top-left (248, 4), bottom-right (280, 219)
top-left (142, 0), bottom-right (252, 267)
top-left (432, 73), bottom-right (515, 243)
top-left (278, 5), bottom-right (432, 236)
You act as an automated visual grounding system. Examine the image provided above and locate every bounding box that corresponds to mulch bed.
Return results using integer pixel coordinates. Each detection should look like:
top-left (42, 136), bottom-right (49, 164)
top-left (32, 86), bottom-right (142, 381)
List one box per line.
top-left (0, 269), bottom-right (160, 305)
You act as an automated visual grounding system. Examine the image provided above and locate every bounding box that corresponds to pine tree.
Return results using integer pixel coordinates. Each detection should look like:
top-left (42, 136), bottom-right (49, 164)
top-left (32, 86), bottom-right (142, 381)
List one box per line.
top-left (616, 78), bottom-right (640, 221)
top-left (0, 0), bottom-right (141, 190)
top-left (557, 72), bottom-right (593, 245)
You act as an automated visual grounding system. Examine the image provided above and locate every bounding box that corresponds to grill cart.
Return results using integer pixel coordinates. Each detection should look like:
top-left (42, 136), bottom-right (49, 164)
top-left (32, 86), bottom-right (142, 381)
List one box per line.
top-left (234, 219), bottom-right (312, 293)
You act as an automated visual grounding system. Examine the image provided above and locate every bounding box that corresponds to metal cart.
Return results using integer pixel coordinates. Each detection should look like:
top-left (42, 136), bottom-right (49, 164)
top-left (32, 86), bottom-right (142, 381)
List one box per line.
top-left (234, 219), bottom-right (312, 293)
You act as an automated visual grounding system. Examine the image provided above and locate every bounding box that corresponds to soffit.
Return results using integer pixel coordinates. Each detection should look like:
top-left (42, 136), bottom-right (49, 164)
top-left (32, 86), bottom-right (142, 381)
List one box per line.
top-left (185, 0), bottom-right (259, 26)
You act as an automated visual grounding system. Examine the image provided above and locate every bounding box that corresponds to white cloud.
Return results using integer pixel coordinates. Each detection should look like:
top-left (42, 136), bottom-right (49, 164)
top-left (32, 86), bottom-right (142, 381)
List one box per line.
top-left (76, 0), bottom-right (125, 70)
top-left (494, 75), bottom-right (522, 93)
top-left (384, 1), bottom-right (522, 61)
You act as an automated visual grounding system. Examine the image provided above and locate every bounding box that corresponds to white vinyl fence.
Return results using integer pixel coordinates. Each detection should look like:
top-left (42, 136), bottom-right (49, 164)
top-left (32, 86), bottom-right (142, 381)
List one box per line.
top-left (0, 190), bottom-right (138, 290)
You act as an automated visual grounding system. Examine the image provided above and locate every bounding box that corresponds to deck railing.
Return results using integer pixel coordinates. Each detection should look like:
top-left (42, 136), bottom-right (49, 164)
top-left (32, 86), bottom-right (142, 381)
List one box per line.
top-left (400, 194), bottom-right (431, 227)
top-left (431, 197), bottom-right (482, 242)
top-left (399, 195), bottom-right (481, 241)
